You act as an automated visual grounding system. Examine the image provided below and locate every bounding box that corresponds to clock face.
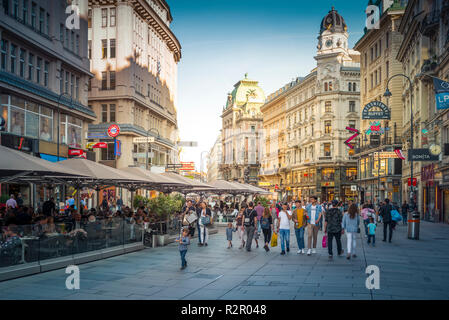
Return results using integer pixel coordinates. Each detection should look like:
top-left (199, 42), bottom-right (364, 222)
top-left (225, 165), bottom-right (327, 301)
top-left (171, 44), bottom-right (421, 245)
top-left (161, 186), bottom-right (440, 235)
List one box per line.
top-left (429, 144), bottom-right (441, 156)
top-left (326, 39), bottom-right (333, 48)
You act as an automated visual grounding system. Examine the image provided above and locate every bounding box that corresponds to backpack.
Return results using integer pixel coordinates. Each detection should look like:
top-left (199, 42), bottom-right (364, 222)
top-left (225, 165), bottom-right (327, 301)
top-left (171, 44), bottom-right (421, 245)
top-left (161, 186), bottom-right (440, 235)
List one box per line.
top-left (244, 209), bottom-right (254, 227)
top-left (261, 217), bottom-right (270, 230)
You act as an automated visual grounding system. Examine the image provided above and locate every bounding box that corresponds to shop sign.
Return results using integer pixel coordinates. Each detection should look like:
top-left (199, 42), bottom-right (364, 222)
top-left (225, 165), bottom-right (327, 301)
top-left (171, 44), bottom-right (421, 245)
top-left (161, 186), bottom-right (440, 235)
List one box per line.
top-left (68, 149), bottom-right (83, 156)
top-left (258, 182), bottom-right (271, 187)
top-left (351, 185), bottom-right (357, 191)
top-left (362, 101), bottom-right (391, 119)
top-left (107, 124), bottom-right (120, 138)
top-left (374, 152), bottom-right (399, 159)
top-left (408, 149), bottom-right (439, 161)
top-left (93, 142), bottom-right (108, 149)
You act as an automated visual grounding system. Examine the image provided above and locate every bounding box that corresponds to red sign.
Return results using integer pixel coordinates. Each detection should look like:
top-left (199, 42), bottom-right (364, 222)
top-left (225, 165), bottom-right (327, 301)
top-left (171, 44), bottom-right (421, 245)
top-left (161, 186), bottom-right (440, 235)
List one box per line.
top-left (93, 142), bottom-right (108, 149)
top-left (69, 149), bottom-right (83, 156)
top-left (79, 152), bottom-right (87, 159)
top-left (408, 178), bottom-right (417, 187)
top-left (107, 124), bottom-right (120, 138)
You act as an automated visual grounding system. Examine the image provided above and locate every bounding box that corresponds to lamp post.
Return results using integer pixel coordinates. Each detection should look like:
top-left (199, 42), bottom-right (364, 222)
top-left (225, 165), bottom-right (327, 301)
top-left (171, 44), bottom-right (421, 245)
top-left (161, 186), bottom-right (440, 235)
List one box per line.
top-left (146, 128), bottom-right (160, 170)
top-left (384, 73), bottom-right (415, 210)
top-left (56, 93), bottom-right (73, 162)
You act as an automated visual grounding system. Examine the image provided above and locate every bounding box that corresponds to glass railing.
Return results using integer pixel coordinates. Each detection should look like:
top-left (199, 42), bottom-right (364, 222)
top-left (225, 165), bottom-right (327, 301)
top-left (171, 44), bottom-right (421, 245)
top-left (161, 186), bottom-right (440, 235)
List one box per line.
top-left (0, 218), bottom-right (144, 269)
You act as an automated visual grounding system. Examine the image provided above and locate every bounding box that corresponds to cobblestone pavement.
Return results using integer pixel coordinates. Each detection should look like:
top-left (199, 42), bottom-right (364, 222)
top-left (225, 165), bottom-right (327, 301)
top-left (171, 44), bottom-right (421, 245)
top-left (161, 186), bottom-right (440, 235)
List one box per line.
top-left (1, 221), bottom-right (449, 300)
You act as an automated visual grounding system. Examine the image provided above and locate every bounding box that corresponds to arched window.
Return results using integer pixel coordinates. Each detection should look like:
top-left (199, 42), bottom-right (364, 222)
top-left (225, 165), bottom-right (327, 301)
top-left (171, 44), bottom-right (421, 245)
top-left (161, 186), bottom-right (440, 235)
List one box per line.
top-left (353, 82), bottom-right (357, 92)
top-left (324, 82), bottom-right (328, 91)
top-left (348, 83), bottom-right (352, 91)
top-left (329, 81), bottom-right (333, 91)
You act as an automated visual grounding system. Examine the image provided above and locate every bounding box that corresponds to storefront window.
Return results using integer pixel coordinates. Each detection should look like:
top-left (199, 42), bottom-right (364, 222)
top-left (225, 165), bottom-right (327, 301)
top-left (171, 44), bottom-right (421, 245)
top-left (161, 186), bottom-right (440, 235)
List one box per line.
top-left (9, 107), bottom-right (25, 135)
top-left (346, 168), bottom-right (357, 181)
top-left (25, 110), bottom-right (39, 138)
top-left (39, 114), bottom-right (52, 141)
top-left (322, 168), bottom-right (335, 181)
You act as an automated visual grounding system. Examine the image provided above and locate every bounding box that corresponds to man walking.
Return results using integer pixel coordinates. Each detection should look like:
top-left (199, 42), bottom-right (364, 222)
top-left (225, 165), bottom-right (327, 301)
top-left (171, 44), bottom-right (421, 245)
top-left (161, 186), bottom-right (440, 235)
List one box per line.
top-left (324, 200), bottom-right (344, 260)
top-left (292, 200), bottom-right (307, 254)
top-left (379, 198), bottom-right (394, 243)
top-left (243, 202), bottom-right (258, 252)
top-left (277, 203), bottom-right (292, 255)
top-left (305, 196), bottom-right (323, 256)
top-left (401, 201), bottom-right (408, 226)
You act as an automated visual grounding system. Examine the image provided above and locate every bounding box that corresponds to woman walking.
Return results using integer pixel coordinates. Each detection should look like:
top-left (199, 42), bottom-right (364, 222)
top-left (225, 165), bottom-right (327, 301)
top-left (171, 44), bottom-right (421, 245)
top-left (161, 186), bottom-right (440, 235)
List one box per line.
top-left (261, 207), bottom-right (273, 252)
top-left (236, 208), bottom-right (246, 249)
top-left (342, 204), bottom-right (360, 260)
top-left (197, 202), bottom-right (212, 246)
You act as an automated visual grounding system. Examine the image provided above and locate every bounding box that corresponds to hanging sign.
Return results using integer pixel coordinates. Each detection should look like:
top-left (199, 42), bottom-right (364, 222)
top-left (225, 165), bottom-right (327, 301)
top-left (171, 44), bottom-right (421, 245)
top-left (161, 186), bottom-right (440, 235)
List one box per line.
top-left (433, 77), bottom-right (449, 110)
top-left (345, 127), bottom-right (360, 149)
top-left (362, 101), bottom-right (391, 119)
top-left (107, 124), bottom-right (120, 138)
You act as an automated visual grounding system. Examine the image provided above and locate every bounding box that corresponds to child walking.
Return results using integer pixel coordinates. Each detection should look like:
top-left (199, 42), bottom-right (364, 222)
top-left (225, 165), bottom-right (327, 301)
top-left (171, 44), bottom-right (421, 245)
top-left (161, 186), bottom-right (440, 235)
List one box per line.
top-left (226, 222), bottom-right (234, 249)
top-left (367, 217), bottom-right (377, 247)
top-left (176, 227), bottom-right (190, 270)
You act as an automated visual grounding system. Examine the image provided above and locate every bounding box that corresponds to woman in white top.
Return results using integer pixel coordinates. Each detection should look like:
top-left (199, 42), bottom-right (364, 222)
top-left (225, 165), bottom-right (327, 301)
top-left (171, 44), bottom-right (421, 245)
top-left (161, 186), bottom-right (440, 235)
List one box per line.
top-left (198, 202), bottom-right (212, 246)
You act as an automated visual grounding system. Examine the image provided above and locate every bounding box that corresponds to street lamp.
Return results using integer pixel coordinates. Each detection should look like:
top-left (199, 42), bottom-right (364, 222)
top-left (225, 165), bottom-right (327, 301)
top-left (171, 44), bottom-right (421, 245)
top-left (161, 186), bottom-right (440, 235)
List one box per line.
top-left (384, 74), bottom-right (415, 211)
top-left (146, 128), bottom-right (160, 170)
top-left (57, 93), bottom-right (73, 162)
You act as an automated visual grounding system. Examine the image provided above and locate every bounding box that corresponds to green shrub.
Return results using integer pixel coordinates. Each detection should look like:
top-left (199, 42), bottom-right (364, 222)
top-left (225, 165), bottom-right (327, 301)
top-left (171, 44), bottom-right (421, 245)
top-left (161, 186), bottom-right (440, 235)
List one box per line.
top-left (254, 196), bottom-right (270, 208)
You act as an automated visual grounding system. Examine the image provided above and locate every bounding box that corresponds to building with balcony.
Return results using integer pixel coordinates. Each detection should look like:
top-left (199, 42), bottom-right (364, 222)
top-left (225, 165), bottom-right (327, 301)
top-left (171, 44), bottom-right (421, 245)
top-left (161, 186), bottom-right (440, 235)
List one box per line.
top-left (354, 0), bottom-right (406, 205)
top-left (397, 0), bottom-right (449, 223)
top-left (271, 7), bottom-right (361, 202)
top-left (0, 0), bottom-right (95, 206)
top-left (87, 0), bottom-right (181, 172)
top-left (219, 74), bottom-right (265, 185)
top-left (259, 84), bottom-right (288, 200)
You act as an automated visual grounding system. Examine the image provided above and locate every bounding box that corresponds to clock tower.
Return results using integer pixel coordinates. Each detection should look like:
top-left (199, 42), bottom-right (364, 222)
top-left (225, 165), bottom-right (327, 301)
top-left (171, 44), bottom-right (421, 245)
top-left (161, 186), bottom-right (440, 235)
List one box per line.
top-left (317, 7), bottom-right (349, 57)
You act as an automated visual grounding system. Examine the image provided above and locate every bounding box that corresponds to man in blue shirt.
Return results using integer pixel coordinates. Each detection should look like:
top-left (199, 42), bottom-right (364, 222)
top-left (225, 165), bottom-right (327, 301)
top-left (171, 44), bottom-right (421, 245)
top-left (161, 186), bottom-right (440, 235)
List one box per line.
top-left (305, 196), bottom-right (323, 256)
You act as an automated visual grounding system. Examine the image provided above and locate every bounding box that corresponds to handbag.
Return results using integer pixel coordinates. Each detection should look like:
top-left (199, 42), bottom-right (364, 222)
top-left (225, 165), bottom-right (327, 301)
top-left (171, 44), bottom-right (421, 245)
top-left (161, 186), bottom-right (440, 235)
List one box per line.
top-left (186, 211), bottom-right (198, 224)
top-left (201, 215), bottom-right (211, 226)
top-left (271, 232), bottom-right (278, 247)
top-left (182, 216), bottom-right (190, 226)
top-left (322, 235), bottom-right (327, 248)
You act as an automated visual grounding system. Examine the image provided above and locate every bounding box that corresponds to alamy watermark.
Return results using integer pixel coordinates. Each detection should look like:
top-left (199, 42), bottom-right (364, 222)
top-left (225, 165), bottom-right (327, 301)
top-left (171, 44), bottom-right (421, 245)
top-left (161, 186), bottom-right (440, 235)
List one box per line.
top-left (65, 5), bottom-right (80, 30)
top-left (365, 265), bottom-right (380, 290)
top-left (366, 5), bottom-right (380, 30)
top-left (65, 265), bottom-right (80, 290)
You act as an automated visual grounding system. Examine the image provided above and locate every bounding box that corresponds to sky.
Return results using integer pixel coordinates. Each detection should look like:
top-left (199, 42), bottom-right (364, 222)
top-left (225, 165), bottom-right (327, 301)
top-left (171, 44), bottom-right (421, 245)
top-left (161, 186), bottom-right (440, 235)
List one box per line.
top-left (169, 0), bottom-right (368, 171)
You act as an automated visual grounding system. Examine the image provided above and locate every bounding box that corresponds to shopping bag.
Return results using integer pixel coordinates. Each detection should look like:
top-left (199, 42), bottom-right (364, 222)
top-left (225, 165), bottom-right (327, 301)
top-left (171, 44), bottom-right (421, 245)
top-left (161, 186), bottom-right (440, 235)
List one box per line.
top-left (391, 209), bottom-right (402, 222)
top-left (271, 232), bottom-right (278, 247)
top-left (322, 235), bottom-right (327, 248)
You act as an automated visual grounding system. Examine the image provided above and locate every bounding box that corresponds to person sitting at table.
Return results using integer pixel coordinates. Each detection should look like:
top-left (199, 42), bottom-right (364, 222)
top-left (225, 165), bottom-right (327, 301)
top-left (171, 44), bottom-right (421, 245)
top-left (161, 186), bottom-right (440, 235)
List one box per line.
top-left (45, 216), bottom-right (57, 234)
top-left (0, 225), bottom-right (21, 264)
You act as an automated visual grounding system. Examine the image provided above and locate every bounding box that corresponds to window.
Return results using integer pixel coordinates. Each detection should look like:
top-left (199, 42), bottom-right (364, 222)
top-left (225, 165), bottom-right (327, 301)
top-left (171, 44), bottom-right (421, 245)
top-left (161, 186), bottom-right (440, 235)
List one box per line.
top-left (59, 24), bottom-right (64, 43)
top-left (109, 71), bottom-right (115, 90)
top-left (75, 77), bottom-right (79, 100)
top-left (101, 8), bottom-right (107, 27)
top-left (3, 0), bottom-right (9, 15)
top-left (323, 143), bottom-right (331, 157)
top-left (386, 61), bottom-right (390, 78)
top-left (110, 8), bottom-right (116, 26)
top-left (39, 7), bottom-right (44, 33)
top-left (348, 82), bottom-right (352, 91)
top-left (12, 0), bottom-right (18, 18)
top-left (101, 39), bottom-right (107, 59)
top-left (59, 69), bottom-right (63, 93)
top-left (70, 74), bottom-right (74, 96)
top-left (71, 31), bottom-right (74, 51)
top-left (328, 81), bottom-right (333, 91)
top-left (353, 82), bottom-right (357, 92)
top-left (110, 104), bottom-right (116, 122)
top-left (375, 70), bottom-right (378, 86)
top-left (101, 71), bottom-right (107, 90)
top-left (44, 61), bottom-right (49, 87)
top-left (110, 39), bottom-right (115, 58)
top-left (324, 82), bottom-right (328, 91)
top-left (349, 120), bottom-right (356, 129)
top-left (349, 101), bottom-right (356, 112)
top-left (87, 9), bottom-right (92, 28)
top-left (88, 77), bottom-right (91, 91)
top-left (379, 39), bottom-right (382, 56)
top-left (22, 0), bottom-right (28, 23)
top-left (379, 67), bottom-right (382, 83)
top-left (46, 13), bottom-right (49, 35)
top-left (324, 121), bottom-right (332, 134)
top-left (325, 101), bottom-right (332, 113)
top-left (10, 44), bottom-right (17, 74)
top-left (19, 48), bottom-right (25, 77)
top-left (101, 104), bottom-right (107, 122)
top-left (31, 2), bottom-right (36, 29)
top-left (75, 34), bottom-right (79, 55)
top-left (101, 142), bottom-right (115, 161)
top-left (386, 32), bottom-right (389, 49)
top-left (0, 39), bottom-right (7, 71)
top-left (65, 28), bottom-right (69, 47)
top-left (36, 57), bottom-right (41, 83)
top-left (370, 73), bottom-right (373, 89)
top-left (65, 71), bottom-right (69, 93)
top-left (364, 78), bottom-right (367, 94)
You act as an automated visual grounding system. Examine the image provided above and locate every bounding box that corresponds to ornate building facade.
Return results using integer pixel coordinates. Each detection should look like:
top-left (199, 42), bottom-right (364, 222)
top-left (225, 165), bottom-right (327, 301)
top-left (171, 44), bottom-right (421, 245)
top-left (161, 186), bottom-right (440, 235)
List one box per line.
top-left (220, 74), bottom-right (265, 185)
top-left (87, 0), bottom-right (181, 171)
top-left (269, 7), bottom-right (361, 202)
top-left (354, 0), bottom-right (406, 206)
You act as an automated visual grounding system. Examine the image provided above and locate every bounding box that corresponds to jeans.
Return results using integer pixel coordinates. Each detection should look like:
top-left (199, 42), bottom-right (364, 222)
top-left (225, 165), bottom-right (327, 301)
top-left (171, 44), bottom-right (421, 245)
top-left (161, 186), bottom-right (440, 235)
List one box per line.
top-left (245, 226), bottom-right (255, 251)
top-left (402, 214), bottom-right (407, 225)
top-left (199, 225), bottom-right (208, 244)
top-left (180, 250), bottom-right (187, 267)
top-left (383, 221), bottom-right (393, 242)
top-left (346, 232), bottom-right (357, 254)
top-left (294, 227), bottom-right (305, 250)
top-left (367, 234), bottom-right (375, 245)
top-left (279, 229), bottom-right (290, 252)
top-left (262, 228), bottom-right (272, 244)
top-left (364, 219), bottom-right (370, 236)
top-left (327, 232), bottom-right (342, 256)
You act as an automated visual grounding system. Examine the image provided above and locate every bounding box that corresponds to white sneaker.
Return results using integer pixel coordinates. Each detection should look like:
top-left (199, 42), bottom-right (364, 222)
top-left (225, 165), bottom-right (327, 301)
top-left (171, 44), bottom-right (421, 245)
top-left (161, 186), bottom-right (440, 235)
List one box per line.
top-left (297, 250), bottom-right (301, 254)
top-left (301, 249), bottom-right (305, 254)
top-left (307, 249), bottom-right (311, 256)
top-left (312, 249), bottom-right (316, 254)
